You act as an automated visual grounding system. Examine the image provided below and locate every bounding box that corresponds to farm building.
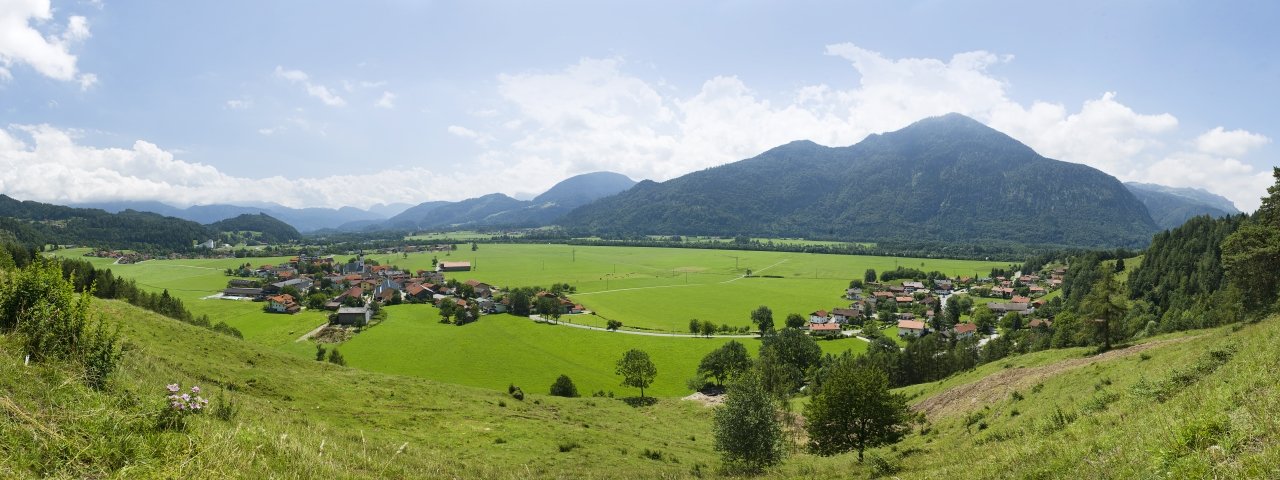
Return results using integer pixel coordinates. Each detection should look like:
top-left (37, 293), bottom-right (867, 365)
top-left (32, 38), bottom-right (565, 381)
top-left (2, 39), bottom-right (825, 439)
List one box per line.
top-left (222, 287), bottom-right (263, 298)
top-left (439, 261), bottom-right (472, 272)
top-left (335, 307), bottom-right (371, 326)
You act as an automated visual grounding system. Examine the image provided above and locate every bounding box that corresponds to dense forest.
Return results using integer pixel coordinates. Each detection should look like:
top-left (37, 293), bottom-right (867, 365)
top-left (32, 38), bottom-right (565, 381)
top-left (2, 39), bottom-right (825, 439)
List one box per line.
top-left (208, 213), bottom-right (303, 244)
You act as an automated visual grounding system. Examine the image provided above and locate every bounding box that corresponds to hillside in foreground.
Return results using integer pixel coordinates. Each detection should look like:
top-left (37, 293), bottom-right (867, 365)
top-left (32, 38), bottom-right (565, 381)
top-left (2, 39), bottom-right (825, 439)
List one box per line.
top-left (3, 297), bottom-right (1277, 478)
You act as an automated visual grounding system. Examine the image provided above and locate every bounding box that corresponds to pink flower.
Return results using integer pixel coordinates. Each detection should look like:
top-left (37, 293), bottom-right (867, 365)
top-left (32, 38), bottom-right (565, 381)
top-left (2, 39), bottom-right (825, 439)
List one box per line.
top-left (167, 383), bottom-right (180, 393)
top-left (181, 394), bottom-right (190, 402)
top-left (190, 386), bottom-right (201, 394)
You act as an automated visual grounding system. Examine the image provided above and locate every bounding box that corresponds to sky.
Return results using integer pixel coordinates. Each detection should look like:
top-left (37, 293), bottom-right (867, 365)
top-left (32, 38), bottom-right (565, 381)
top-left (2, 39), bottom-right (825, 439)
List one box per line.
top-left (0, 0), bottom-right (1277, 211)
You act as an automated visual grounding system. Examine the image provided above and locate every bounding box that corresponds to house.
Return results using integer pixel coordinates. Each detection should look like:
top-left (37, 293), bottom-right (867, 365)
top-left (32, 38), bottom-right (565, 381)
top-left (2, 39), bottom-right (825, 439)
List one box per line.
top-left (809, 322), bottom-right (841, 336)
top-left (897, 320), bottom-right (927, 337)
top-left (222, 287), bottom-right (263, 298)
top-left (464, 279), bottom-right (493, 298)
top-left (988, 302), bottom-right (1030, 314)
top-left (374, 288), bottom-right (396, 303)
top-left (439, 261), bottom-right (472, 272)
top-left (873, 291), bottom-right (895, 300)
top-left (335, 307), bottom-right (371, 326)
top-left (831, 308), bottom-right (860, 324)
top-left (266, 294), bottom-right (300, 314)
top-left (270, 278), bottom-right (313, 294)
top-left (1011, 295), bottom-right (1032, 304)
top-left (809, 310), bottom-right (829, 324)
top-left (1029, 319), bottom-right (1053, 329)
top-left (895, 296), bottom-right (914, 304)
top-left (404, 283), bottom-right (432, 302)
top-left (953, 322), bottom-right (977, 339)
top-left (902, 281), bottom-right (925, 292)
top-left (423, 271), bottom-right (445, 284)
top-left (896, 312), bottom-right (915, 320)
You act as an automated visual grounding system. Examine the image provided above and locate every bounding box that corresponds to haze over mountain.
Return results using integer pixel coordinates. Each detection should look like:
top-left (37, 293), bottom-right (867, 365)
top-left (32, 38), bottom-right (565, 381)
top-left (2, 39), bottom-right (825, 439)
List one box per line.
top-left (562, 114), bottom-right (1161, 248)
top-left (71, 201), bottom-right (410, 233)
top-left (1124, 182), bottom-right (1242, 230)
top-left (383, 171), bottom-right (636, 230)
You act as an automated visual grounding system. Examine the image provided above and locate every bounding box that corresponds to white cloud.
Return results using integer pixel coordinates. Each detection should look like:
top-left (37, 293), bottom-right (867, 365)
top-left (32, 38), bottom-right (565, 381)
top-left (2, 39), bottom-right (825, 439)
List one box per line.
top-left (375, 91), bottom-right (396, 109)
top-left (453, 45), bottom-right (1270, 211)
top-left (273, 66), bottom-right (346, 107)
top-left (1194, 126), bottom-right (1270, 157)
top-left (225, 99), bottom-right (253, 110)
top-left (0, 0), bottom-right (96, 88)
top-left (0, 124), bottom-right (496, 209)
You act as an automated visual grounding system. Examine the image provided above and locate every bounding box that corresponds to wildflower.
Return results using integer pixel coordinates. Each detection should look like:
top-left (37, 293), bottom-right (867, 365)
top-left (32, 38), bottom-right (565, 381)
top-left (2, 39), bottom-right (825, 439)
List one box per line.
top-left (167, 384), bottom-right (180, 393)
top-left (181, 393), bottom-right (191, 402)
top-left (190, 386), bottom-right (201, 394)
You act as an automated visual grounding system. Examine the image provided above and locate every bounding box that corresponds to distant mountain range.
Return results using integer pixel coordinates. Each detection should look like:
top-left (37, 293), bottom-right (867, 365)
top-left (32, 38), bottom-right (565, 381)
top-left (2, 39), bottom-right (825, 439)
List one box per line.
top-left (15, 114), bottom-right (1244, 249)
top-left (562, 114), bottom-right (1166, 248)
top-left (1123, 182), bottom-right (1241, 230)
top-left (71, 201), bottom-right (412, 233)
top-left (382, 172), bottom-right (637, 230)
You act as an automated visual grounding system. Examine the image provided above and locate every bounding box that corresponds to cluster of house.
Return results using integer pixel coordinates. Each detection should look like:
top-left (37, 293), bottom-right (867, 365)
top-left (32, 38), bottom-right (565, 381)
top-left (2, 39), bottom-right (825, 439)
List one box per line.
top-left (801, 269), bottom-right (1063, 340)
top-left (221, 255), bottom-right (525, 326)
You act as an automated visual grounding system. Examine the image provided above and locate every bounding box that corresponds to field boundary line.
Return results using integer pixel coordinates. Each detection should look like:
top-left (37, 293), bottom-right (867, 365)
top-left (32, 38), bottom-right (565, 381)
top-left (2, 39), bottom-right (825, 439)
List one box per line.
top-left (722, 258), bottom-right (789, 283)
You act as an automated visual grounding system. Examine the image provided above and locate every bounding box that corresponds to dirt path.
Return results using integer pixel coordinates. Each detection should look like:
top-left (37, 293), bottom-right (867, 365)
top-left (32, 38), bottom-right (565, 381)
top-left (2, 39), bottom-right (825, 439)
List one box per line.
top-left (527, 315), bottom-right (758, 338)
top-left (913, 335), bottom-right (1201, 420)
top-left (294, 322), bottom-right (332, 342)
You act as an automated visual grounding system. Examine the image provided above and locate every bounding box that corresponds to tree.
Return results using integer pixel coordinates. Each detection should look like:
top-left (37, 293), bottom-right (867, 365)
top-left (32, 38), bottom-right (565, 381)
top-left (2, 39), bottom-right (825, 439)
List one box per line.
top-left (1223, 168), bottom-right (1280, 313)
top-left (751, 305), bottom-right (774, 336)
top-left (689, 318), bottom-right (701, 334)
top-left (713, 371), bottom-right (784, 473)
top-left (510, 290), bottom-right (531, 316)
top-left (698, 340), bottom-right (752, 387)
top-left (1114, 257), bottom-right (1126, 273)
top-left (759, 328), bottom-right (822, 392)
top-left (536, 296), bottom-right (561, 323)
top-left (864, 268), bottom-right (877, 284)
top-left (700, 319), bottom-right (717, 337)
top-left (615, 349), bottom-right (657, 399)
top-left (471, 242), bottom-right (478, 251)
top-left (1082, 266), bottom-right (1128, 351)
top-left (550, 374), bottom-right (580, 397)
top-left (804, 358), bottom-right (910, 461)
top-left (606, 319), bottom-right (623, 331)
top-left (785, 313), bottom-right (806, 329)
top-left (314, 343), bottom-right (326, 361)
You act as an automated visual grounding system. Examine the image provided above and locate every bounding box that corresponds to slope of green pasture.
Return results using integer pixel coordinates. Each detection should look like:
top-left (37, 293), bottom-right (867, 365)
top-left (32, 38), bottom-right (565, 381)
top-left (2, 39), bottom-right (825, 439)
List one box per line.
top-left (339, 305), bottom-right (868, 398)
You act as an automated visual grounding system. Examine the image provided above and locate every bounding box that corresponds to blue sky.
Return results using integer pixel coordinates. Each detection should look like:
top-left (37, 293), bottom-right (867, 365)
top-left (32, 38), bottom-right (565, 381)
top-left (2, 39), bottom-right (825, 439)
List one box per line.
top-left (1, 0), bottom-right (1276, 210)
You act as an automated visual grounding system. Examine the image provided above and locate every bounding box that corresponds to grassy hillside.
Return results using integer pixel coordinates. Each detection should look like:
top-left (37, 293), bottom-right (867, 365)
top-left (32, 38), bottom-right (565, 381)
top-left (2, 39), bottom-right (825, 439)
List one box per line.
top-left (4, 293), bottom-right (1276, 477)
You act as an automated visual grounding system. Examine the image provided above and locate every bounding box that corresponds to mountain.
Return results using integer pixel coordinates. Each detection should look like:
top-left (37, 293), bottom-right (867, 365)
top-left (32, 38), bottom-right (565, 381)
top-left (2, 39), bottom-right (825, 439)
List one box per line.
top-left (206, 213), bottom-right (302, 243)
top-left (0, 195), bottom-right (209, 251)
top-left (562, 113), bottom-right (1160, 248)
top-left (533, 171), bottom-right (638, 207)
top-left (72, 201), bottom-right (396, 232)
top-left (384, 171), bottom-right (636, 230)
top-left (1124, 182), bottom-right (1241, 230)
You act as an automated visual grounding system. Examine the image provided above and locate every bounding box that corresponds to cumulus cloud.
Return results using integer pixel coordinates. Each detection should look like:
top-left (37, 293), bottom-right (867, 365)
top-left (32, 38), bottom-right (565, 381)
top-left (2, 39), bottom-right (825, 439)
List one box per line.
top-left (456, 45), bottom-right (1271, 211)
top-left (375, 91), bottom-right (396, 109)
top-left (0, 124), bottom-right (499, 209)
top-left (0, 0), bottom-right (96, 88)
top-left (274, 66), bottom-right (346, 107)
top-left (1195, 127), bottom-right (1270, 157)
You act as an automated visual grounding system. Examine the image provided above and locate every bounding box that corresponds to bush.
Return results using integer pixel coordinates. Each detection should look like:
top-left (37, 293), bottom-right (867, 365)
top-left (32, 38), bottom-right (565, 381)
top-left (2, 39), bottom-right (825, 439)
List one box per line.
top-left (558, 441), bottom-right (581, 452)
top-left (0, 259), bottom-right (122, 389)
top-left (550, 374), bottom-right (580, 397)
top-left (327, 348), bottom-right (346, 366)
top-left (314, 344), bottom-right (327, 361)
top-left (211, 390), bottom-right (240, 422)
top-left (511, 387), bottom-right (525, 401)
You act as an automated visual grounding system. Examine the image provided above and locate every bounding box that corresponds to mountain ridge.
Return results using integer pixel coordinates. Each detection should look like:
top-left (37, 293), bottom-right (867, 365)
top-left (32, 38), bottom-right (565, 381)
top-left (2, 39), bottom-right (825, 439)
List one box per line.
top-left (562, 113), bottom-right (1160, 248)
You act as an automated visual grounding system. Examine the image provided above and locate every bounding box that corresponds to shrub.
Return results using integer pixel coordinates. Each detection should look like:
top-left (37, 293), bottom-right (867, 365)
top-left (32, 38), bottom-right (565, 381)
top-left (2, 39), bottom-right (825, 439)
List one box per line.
top-left (558, 441), bottom-right (581, 452)
top-left (327, 348), bottom-right (346, 366)
top-left (211, 390), bottom-right (240, 422)
top-left (641, 448), bottom-right (664, 461)
top-left (550, 374), bottom-right (580, 397)
top-left (0, 259), bottom-right (121, 389)
top-left (314, 344), bottom-right (327, 361)
top-left (511, 387), bottom-right (525, 401)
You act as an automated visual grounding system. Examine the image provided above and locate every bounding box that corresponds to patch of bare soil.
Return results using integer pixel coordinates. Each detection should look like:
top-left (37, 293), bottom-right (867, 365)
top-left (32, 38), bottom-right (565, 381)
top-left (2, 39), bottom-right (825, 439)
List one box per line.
top-left (913, 336), bottom-right (1200, 420)
top-left (682, 391), bottom-right (725, 407)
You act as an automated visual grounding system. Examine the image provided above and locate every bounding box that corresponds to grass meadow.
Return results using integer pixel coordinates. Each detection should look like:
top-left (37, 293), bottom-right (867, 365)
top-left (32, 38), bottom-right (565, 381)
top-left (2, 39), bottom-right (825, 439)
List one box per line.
top-left (340, 304), bottom-right (870, 397)
top-left (364, 244), bottom-right (1010, 331)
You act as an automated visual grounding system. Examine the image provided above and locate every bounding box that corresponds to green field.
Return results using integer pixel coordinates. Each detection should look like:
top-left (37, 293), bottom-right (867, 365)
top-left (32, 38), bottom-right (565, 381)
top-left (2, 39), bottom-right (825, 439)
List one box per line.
top-left (340, 304), bottom-right (869, 397)
top-left (364, 244), bottom-right (1009, 331)
top-left (49, 248), bottom-right (324, 357)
